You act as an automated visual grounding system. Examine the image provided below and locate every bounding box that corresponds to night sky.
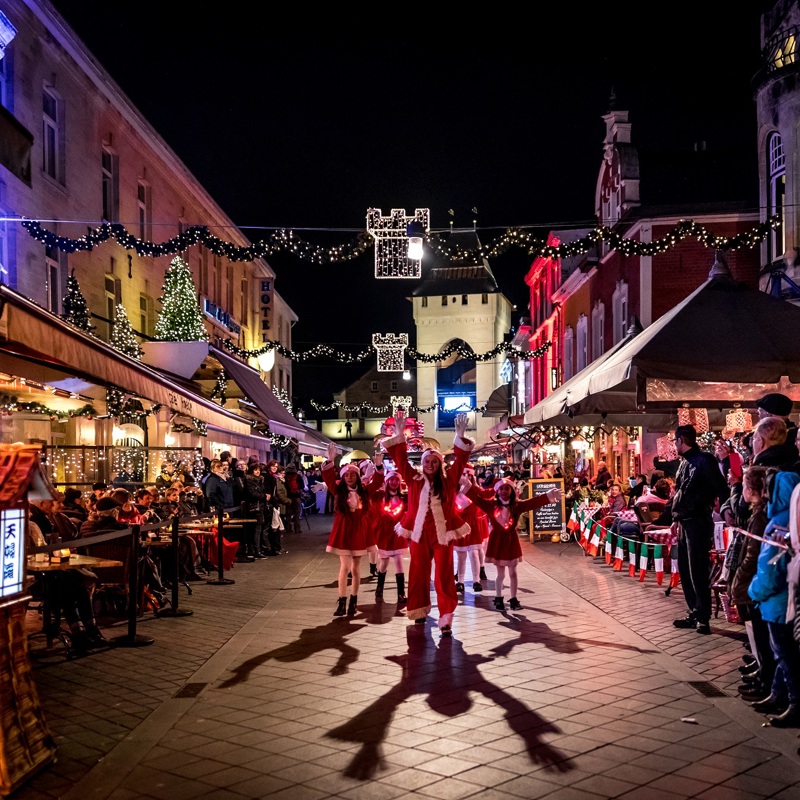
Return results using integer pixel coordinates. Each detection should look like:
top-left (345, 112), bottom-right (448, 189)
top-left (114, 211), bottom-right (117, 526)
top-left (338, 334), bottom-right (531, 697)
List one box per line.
top-left (49, 3), bottom-right (770, 405)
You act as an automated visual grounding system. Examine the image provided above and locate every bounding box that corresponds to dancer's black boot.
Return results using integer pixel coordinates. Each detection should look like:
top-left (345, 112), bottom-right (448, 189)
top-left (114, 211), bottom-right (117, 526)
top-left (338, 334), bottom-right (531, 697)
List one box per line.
top-left (347, 595), bottom-right (358, 616)
top-left (375, 572), bottom-right (386, 599)
top-left (396, 574), bottom-right (406, 605)
top-left (333, 597), bottom-right (347, 616)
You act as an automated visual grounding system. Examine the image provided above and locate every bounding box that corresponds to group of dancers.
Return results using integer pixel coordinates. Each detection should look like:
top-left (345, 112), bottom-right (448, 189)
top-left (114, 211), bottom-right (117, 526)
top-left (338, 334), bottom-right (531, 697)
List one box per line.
top-left (321, 410), bottom-right (563, 636)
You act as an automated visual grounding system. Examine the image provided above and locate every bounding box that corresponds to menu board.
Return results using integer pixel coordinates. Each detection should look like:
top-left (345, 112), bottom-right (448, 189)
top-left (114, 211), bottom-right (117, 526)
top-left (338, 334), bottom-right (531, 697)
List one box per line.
top-left (527, 479), bottom-right (565, 535)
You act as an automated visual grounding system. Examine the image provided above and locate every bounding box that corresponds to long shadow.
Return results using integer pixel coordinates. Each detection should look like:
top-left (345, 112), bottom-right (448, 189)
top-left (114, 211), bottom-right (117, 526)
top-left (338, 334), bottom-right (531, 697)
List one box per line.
top-left (490, 614), bottom-right (656, 658)
top-left (217, 620), bottom-right (368, 685)
top-left (326, 624), bottom-right (575, 780)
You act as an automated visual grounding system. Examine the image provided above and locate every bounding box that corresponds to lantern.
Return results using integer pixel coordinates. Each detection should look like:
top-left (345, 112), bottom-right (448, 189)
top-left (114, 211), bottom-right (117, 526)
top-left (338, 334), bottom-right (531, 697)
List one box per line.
top-left (725, 409), bottom-right (753, 433)
top-left (677, 407), bottom-right (710, 434)
top-left (656, 434), bottom-right (678, 461)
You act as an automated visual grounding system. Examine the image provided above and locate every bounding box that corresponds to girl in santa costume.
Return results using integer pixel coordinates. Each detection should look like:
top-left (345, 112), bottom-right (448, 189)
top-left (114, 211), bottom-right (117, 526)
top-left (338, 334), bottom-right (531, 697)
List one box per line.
top-left (467, 474), bottom-right (562, 610)
top-left (360, 459), bottom-right (381, 579)
top-left (373, 470), bottom-right (410, 604)
top-left (322, 443), bottom-right (384, 617)
top-left (384, 409), bottom-right (473, 637)
top-left (454, 468), bottom-right (490, 595)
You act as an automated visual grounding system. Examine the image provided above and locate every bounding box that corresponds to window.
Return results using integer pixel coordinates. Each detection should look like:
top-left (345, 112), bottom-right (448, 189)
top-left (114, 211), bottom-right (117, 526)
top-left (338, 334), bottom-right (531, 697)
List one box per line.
top-left (591, 302), bottom-right (605, 360)
top-left (441, 295), bottom-right (448, 306)
top-left (139, 293), bottom-right (153, 337)
top-left (212, 255), bottom-right (221, 304)
top-left (390, 380), bottom-right (398, 391)
top-left (0, 49), bottom-right (10, 110)
top-left (481, 294), bottom-right (488, 304)
top-left (421, 296), bottom-right (428, 307)
top-left (576, 315), bottom-right (588, 372)
top-left (101, 146), bottom-right (118, 222)
top-left (461, 295), bottom-right (468, 305)
top-left (240, 277), bottom-right (248, 325)
top-left (42, 87), bottom-right (61, 182)
top-left (226, 265), bottom-right (233, 311)
top-left (104, 274), bottom-right (121, 341)
top-left (137, 180), bottom-right (151, 241)
top-left (45, 244), bottom-right (60, 313)
top-left (768, 132), bottom-right (786, 264)
top-left (563, 326), bottom-right (574, 381)
top-left (612, 281), bottom-right (628, 344)
top-left (370, 381), bottom-right (378, 392)
top-left (770, 32), bottom-right (798, 71)
top-left (199, 247), bottom-right (208, 296)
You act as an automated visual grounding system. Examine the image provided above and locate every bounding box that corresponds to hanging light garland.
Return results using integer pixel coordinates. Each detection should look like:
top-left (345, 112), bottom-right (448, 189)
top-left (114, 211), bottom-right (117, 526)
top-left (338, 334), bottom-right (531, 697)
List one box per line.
top-left (0, 395), bottom-right (96, 420)
top-left (223, 337), bottom-right (550, 364)
top-left (310, 399), bottom-right (494, 414)
top-left (21, 216), bottom-right (779, 264)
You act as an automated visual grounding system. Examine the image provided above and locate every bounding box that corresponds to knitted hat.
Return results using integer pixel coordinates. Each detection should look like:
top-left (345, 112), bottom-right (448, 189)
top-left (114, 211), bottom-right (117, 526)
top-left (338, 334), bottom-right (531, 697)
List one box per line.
top-left (95, 496), bottom-right (119, 512)
top-left (340, 463), bottom-right (360, 479)
top-left (757, 392), bottom-right (793, 417)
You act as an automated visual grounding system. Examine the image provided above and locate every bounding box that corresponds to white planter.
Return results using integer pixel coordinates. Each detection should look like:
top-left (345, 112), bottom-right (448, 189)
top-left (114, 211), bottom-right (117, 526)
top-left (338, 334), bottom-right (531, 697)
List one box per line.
top-left (140, 340), bottom-right (209, 379)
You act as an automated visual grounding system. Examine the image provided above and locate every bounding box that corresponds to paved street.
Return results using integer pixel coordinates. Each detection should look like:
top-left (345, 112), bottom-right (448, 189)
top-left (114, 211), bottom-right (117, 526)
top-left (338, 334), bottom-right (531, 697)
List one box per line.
top-left (13, 513), bottom-right (800, 800)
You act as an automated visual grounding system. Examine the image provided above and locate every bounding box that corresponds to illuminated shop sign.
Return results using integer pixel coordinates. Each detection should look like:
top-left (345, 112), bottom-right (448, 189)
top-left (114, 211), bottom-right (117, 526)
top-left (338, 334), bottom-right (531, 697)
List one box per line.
top-left (203, 298), bottom-right (240, 334)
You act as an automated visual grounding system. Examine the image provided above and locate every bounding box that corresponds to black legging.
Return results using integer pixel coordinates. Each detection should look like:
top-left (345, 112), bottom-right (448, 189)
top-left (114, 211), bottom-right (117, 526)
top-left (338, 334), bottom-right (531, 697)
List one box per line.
top-left (677, 516), bottom-right (714, 624)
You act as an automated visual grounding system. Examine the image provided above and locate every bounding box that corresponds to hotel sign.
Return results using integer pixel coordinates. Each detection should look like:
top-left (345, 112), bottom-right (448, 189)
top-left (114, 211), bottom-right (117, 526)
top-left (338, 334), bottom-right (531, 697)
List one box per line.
top-left (260, 279), bottom-right (273, 343)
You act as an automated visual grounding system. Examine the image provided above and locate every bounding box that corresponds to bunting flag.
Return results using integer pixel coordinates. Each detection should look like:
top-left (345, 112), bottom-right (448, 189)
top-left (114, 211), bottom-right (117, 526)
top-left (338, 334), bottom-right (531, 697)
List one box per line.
top-left (653, 544), bottom-right (664, 585)
top-left (613, 536), bottom-right (625, 570)
top-left (567, 504), bottom-right (580, 531)
top-left (638, 542), bottom-right (649, 582)
top-left (605, 532), bottom-right (614, 564)
top-left (628, 539), bottom-right (637, 577)
top-left (588, 524), bottom-right (601, 557)
top-left (669, 548), bottom-right (681, 588)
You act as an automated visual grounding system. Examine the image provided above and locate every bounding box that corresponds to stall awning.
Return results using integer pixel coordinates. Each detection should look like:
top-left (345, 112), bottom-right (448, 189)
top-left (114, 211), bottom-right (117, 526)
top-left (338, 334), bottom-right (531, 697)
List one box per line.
top-left (0, 285), bottom-right (252, 435)
top-left (210, 346), bottom-right (307, 440)
top-left (297, 425), bottom-right (340, 456)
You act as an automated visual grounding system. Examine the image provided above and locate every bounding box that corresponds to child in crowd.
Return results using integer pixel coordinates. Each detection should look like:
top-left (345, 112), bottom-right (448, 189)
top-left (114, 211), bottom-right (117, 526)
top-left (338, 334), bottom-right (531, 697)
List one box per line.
top-left (467, 475), bottom-right (562, 610)
top-left (454, 467), bottom-right (490, 595)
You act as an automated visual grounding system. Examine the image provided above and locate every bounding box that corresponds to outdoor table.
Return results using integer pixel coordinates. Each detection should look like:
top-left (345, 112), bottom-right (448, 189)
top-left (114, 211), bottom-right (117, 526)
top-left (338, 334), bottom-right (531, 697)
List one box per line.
top-left (26, 554), bottom-right (123, 656)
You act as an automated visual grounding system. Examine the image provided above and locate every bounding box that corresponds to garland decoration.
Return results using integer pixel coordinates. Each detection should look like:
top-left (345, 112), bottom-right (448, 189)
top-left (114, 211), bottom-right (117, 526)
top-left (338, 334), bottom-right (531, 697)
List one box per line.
top-left (223, 337), bottom-right (550, 364)
top-left (21, 217), bottom-right (778, 264)
top-left (0, 396), bottom-right (96, 420)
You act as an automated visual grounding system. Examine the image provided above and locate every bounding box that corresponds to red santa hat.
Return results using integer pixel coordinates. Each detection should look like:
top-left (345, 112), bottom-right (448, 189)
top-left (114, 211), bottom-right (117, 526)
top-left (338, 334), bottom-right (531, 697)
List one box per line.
top-left (385, 470), bottom-right (401, 483)
top-left (494, 477), bottom-right (516, 493)
top-left (421, 448), bottom-right (444, 466)
top-left (339, 463), bottom-right (360, 479)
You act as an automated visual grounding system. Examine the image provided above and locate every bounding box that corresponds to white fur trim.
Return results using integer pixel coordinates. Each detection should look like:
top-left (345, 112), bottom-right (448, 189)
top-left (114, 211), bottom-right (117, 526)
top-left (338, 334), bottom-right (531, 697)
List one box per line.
top-left (453, 435), bottom-right (474, 452)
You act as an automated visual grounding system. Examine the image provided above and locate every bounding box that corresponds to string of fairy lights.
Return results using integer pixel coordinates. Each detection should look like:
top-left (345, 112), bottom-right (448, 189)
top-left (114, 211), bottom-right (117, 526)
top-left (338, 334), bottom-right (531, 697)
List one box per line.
top-left (21, 215), bottom-right (779, 264)
top-left (311, 399), bottom-right (495, 414)
top-left (223, 337), bottom-right (552, 364)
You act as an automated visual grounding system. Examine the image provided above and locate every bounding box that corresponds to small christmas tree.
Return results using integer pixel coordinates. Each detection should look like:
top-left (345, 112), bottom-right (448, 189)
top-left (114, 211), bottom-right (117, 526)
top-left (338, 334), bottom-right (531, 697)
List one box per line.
top-left (110, 304), bottom-right (143, 359)
top-left (61, 269), bottom-right (94, 332)
top-left (153, 256), bottom-right (208, 342)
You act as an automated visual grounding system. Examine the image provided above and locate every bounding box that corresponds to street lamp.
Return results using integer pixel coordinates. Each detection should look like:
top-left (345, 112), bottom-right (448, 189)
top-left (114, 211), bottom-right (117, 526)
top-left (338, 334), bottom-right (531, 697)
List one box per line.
top-left (407, 220), bottom-right (425, 261)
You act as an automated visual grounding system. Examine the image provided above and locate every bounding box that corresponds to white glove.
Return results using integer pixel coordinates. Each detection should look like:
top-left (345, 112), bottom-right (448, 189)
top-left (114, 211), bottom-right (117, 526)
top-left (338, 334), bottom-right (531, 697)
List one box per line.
top-left (454, 413), bottom-right (468, 438)
top-left (360, 460), bottom-right (376, 482)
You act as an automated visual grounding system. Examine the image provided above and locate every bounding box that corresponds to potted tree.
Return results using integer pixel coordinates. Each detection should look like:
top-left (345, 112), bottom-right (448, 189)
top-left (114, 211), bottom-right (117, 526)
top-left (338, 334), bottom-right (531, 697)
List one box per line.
top-left (141, 256), bottom-right (209, 378)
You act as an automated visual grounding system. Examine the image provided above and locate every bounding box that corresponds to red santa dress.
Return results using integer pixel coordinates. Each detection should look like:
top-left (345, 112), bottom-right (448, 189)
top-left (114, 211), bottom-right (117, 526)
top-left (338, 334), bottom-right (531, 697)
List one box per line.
top-left (467, 487), bottom-right (554, 566)
top-left (323, 464), bottom-right (383, 556)
top-left (374, 490), bottom-right (410, 557)
top-left (385, 432), bottom-right (473, 626)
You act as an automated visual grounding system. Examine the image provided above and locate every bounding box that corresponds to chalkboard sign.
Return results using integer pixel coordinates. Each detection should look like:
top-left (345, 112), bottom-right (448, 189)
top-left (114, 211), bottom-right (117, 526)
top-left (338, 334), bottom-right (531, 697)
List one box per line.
top-left (527, 478), bottom-right (565, 537)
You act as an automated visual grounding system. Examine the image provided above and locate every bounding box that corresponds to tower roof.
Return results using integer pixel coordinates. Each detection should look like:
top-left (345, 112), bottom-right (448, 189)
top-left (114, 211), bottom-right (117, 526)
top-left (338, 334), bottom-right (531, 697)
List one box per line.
top-left (411, 229), bottom-right (499, 297)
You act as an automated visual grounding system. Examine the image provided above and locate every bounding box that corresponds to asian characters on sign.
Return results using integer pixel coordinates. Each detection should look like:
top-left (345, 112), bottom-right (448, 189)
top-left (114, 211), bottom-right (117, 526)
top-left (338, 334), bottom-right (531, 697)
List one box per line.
top-left (1, 507), bottom-right (24, 598)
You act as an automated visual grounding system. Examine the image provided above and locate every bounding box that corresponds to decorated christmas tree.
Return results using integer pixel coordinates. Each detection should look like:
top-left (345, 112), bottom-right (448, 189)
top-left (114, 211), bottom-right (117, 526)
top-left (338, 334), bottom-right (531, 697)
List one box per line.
top-left (110, 304), bottom-right (143, 359)
top-left (61, 269), bottom-right (94, 332)
top-left (153, 256), bottom-right (208, 342)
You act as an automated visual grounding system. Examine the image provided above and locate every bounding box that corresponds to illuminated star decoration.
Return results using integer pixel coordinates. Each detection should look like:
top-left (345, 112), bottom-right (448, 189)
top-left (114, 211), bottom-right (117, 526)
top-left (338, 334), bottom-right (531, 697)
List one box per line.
top-left (372, 333), bottom-right (409, 372)
top-left (367, 208), bottom-right (430, 278)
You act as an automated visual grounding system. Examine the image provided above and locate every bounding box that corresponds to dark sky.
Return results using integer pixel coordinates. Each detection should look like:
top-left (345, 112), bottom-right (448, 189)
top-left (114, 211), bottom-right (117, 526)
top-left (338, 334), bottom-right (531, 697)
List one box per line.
top-left (49, 3), bottom-right (770, 405)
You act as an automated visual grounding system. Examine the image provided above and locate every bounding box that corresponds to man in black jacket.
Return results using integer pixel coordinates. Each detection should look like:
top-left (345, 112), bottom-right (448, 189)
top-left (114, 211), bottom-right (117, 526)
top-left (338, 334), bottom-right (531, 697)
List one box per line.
top-left (670, 424), bottom-right (729, 635)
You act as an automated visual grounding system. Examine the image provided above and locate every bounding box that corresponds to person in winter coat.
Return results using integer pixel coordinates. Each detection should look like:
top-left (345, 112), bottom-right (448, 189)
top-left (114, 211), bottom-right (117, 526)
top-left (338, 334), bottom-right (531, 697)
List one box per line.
top-left (204, 459), bottom-right (234, 512)
top-left (384, 409), bottom-right (473, 638)
top-left (748, 469), bottom-right (800, 727)
top-left (244, 462), bottom-right (268, 558)
top-left (271, 467), bottom-right (290, 555)
top-left (467, 474), bottom-right (562, 610)
top-left (322, 444), bottom-right (384, 616)
top-left (729, 466), bottom-right (776, 704)
top-left (752, 416), bottom-right (800, 473)
top-left (670, 424), bottom-right (729, 634)
top-left (284, 464), bottom-right (303, 534)
top-left (594, 462), bottom-right (613, 492)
